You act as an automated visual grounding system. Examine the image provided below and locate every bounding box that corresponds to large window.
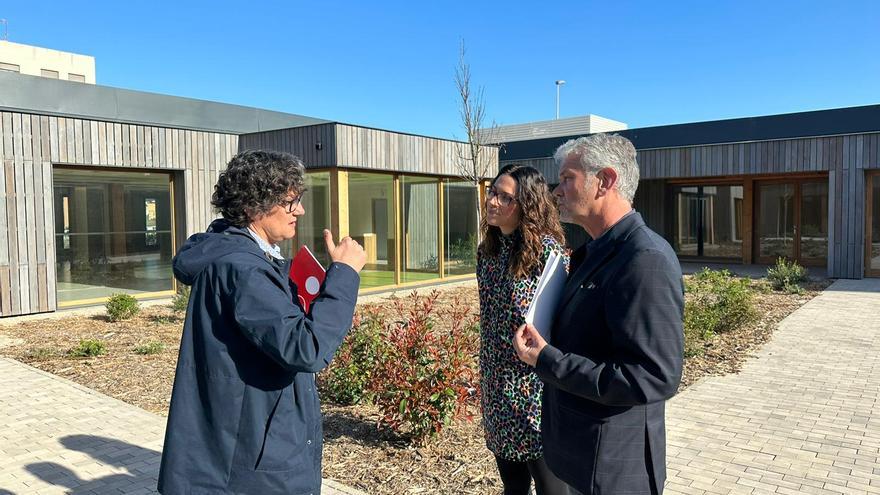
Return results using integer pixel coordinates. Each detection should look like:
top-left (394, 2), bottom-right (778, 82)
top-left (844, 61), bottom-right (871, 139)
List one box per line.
top-left (443, 180), bottom-right (479, 276)
top-left (54, 168), bottom-right (173, 304)
top-left (672, 184), bottom-right (743, 259)
top-left (400, 175), bottom-right (440, 283)
top-left (348, 172), bottom-right (396, 288)
top-left (282, 171), bottom-right (332, 267)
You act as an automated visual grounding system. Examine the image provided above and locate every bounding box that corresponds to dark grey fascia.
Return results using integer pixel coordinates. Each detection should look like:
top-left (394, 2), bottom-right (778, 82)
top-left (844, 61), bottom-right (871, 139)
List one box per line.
top-left (501, 103), bottom-right (880, 160)
top-left (0, 71), bottom-right (329, 134)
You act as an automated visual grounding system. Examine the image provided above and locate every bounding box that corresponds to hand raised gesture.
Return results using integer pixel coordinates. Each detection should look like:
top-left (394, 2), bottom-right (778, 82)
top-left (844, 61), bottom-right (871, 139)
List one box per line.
top-left (323, 229), bottom-right (366, 273)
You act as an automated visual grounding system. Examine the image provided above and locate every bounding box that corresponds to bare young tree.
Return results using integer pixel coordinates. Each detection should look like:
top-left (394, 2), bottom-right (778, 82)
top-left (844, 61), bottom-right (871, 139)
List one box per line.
top-left (454, 41), bottom-right (498, 242)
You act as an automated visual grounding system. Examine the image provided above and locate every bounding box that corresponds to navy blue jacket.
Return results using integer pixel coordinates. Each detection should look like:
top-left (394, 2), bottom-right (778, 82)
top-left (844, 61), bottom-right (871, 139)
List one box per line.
top-left (535, 212), bottom-right (684, 495)
top-left (157, 220), bottom-right (360, 495)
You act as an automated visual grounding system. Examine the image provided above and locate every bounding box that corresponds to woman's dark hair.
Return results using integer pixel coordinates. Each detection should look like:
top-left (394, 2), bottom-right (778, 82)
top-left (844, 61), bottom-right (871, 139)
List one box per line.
top-left (212, 150), bottom-right (306, 227)
top-left (479, 164), bottom-right (565, 279)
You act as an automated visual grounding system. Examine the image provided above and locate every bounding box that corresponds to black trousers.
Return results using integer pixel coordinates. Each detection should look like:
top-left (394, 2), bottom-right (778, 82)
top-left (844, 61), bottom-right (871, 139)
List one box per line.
top-left (494, 455), bottom-right (569, 495)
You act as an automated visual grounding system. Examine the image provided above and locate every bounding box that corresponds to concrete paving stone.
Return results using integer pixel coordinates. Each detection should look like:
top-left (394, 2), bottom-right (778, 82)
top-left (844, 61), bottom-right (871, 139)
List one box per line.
top-left (686, 480), bottom-right (731, 495)
top-left (789, 474), bottom-right (832, 490)
top-left (666, 481), bottom-right (703, 495)
top-left (823, 481), bottom-right (873, 495)
top-left (797, 485), bottom-right (851, 495)
top-left (0, 357), bottom-right (367, 495)
top-left (845, 481), bottom-right (880, 494)
top-left (708, 478), bottom-right (741, 492)
top-left (828, 469), bottom-right (873, 485)
top-left (720, 466), bottom-right (761, 482)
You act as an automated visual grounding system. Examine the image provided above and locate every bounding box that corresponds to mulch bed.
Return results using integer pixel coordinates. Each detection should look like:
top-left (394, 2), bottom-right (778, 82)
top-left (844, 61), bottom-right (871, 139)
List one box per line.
top-left (0, 278), bottom-right (830, 494)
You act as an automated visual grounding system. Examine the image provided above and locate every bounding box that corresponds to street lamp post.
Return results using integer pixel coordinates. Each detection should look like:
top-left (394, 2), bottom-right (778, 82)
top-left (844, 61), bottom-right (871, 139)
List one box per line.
top-left (555, 80), bottom-right (566, 119)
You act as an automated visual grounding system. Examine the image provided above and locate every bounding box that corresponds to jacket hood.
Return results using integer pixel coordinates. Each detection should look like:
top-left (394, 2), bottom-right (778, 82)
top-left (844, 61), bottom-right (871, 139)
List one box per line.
top-left (172, 219), bottom-right (257, 286)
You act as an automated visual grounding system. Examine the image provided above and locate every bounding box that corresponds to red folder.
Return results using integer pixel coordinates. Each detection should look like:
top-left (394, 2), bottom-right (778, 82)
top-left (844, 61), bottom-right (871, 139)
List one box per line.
top-left (289, 245), bottom-right (326, 313)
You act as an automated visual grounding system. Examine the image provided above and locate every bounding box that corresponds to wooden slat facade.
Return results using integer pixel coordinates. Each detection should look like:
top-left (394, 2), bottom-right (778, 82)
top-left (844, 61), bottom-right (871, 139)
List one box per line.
top-left (502, 133), bottom-right (880, 279)
top-left (239, 124), bottom-right (338, 168)
top-left (335, 124), bottom-right (498, 177)
top-left (0, 110), bottom-right (238, 317)
top-left (242, 123), bottom-right (499, 179)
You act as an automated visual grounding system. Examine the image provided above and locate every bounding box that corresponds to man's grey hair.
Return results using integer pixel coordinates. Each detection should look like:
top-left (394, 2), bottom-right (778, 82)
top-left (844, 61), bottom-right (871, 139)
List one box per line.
top-left (553, 133), bottom-right (640, 203)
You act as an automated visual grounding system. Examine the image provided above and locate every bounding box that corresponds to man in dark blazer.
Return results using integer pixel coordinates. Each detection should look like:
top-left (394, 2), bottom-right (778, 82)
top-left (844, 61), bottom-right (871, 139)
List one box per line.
top-left (514, 134), bottom-right (684, 495)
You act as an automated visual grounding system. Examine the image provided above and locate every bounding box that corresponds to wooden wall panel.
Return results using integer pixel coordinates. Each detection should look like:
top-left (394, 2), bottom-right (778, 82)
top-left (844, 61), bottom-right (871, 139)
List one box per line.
top-left (334, 124), bottom-right (498, 178)
top-left (493, 157), bottom-right (556, 181)
top-left (0, 110), bottom-right (238, 316)
top-left (626, 134), bottom-right (880, 180)
top-left (239, 123), bottom-right (337, 168)
top-left (632, 179), bottom-right (666, 238)
top-left (241, 123), bottom-right (494, 178)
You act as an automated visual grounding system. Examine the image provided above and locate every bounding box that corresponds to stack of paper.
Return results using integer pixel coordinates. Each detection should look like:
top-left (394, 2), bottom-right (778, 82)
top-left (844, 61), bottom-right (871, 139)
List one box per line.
top-left (524, 251), bottom-right (567, 340)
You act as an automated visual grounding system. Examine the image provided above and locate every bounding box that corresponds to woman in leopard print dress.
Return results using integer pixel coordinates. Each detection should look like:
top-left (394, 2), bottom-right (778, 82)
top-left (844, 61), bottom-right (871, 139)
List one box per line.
top-left (477, 164), bottom-right (569, 495)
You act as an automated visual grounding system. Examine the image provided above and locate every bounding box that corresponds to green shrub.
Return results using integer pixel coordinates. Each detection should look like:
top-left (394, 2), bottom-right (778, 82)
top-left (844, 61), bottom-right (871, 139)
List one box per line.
top-left (368, 291), bottom-right (479, 444)
top-left (751, 278), bottom-right (773, 294)
top-left (152, 314), bottom-right (177, 325)
top-left (448, 233), bottom-right (478, 268)
top-left (320, 306), bottom-right (388, 405)
top-left (26, 347), bottom-right (56, 360)
top-left (683, 324), bottom-right (706, 358)
top-left (171, 285), bottom-right (191, 312)
top-left (134, 341), bottom-right (165, 355)
top-left (105, 293), bottom-right (140, 322)
top-left (69, 339), bottom-right (106, 358)
top-left (684, 269), bottom-right (757, 354)
top-left (766, 258), bottom-right (808, 294)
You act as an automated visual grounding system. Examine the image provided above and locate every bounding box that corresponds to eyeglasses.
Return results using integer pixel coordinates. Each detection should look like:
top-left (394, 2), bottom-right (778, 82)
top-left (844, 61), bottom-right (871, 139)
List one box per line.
top-left (485, 186), bottom-right (516, 207)
top-left (281, 193), bottom-right (305, 213)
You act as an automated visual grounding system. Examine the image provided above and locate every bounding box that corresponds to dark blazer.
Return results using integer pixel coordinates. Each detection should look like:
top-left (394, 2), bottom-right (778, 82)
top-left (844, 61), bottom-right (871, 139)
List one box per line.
top-left (157, 220), bottom-right (360, 495)
top-left (535, 211), bottom-right (684, 495)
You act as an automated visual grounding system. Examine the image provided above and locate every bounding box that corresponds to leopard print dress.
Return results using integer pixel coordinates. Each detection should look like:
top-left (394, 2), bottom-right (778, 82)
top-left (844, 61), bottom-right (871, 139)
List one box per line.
top-left (477, 232), bottom-right (568, 461)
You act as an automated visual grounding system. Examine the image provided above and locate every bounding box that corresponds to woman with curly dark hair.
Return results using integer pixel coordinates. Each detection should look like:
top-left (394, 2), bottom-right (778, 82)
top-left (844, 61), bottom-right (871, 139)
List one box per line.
top-left (477, 164), bottom-right (569, 495)
top-left (158, 150), bottom-right (366, 495)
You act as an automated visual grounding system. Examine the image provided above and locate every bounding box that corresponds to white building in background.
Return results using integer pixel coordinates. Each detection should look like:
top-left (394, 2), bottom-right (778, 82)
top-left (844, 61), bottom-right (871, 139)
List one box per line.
top-left (485, 114), bottom-right (628, 143)
top-left (0, 40), bottom-right (95, 83)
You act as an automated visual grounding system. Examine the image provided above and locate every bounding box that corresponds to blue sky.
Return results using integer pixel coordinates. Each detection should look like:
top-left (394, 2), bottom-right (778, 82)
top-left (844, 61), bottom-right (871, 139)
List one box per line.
top-left (3, 1), bottom-right (879, 139)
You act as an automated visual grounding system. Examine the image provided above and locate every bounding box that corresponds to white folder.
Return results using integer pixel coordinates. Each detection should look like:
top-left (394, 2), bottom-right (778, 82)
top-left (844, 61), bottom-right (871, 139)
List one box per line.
top-left (524, 251), bottom-right (567, 341)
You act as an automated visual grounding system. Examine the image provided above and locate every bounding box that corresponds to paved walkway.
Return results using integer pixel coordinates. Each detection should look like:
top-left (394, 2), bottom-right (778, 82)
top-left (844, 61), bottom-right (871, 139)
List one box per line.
top-left (0, 358), bottom-right (365, 495)
top-left (665, 278), bottom-right (880, 495)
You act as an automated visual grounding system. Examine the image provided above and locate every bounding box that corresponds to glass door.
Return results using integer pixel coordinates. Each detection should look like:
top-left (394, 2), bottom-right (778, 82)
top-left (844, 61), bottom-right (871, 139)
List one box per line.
top-left (755, 179), bottom-right (827, 266)
top-left (399, 175), bottom-right (440, 283)
top-left (799, 182), bottom-right (828, 265)
top-left (867, 172), bottom-right (880, 277)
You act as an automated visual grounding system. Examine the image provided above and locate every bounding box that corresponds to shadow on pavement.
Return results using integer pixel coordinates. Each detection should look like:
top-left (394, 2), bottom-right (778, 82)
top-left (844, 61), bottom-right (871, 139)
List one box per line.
top-left (322, 409), bottom-right (406, 448)
top-left (26, 434), bottom-right (159, 495)
top-left (824, 278), bottom-right (880, 293)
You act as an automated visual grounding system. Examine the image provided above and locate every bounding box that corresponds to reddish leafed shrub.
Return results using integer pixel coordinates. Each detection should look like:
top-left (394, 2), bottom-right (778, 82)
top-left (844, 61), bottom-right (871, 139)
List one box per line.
top-left (368, 291), bottom-right (479, 444)
top-left (320, 305), bottom-right (388, 405)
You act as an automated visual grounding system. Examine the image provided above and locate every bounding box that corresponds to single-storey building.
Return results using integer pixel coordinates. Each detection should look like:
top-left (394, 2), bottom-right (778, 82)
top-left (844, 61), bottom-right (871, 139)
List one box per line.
top-left (0, 71), bottom-right (494, 317)
top-left (498, 104), bottom-right (880, 279)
